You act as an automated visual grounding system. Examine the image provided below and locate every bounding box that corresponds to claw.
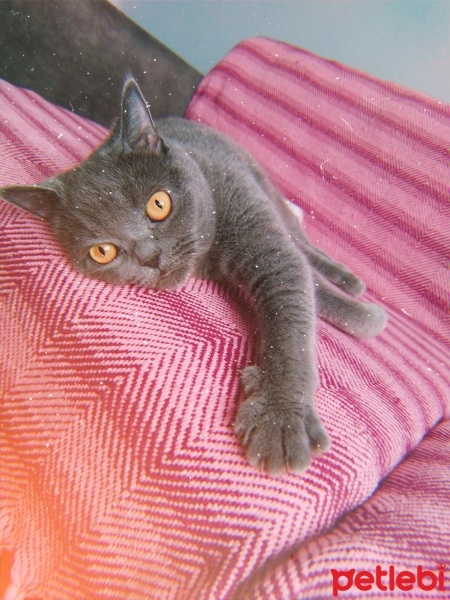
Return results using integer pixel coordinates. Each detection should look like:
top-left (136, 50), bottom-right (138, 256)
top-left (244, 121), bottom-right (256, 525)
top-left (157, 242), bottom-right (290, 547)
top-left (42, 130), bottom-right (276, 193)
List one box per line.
top-left (234, 390), bottom-right (330, 476)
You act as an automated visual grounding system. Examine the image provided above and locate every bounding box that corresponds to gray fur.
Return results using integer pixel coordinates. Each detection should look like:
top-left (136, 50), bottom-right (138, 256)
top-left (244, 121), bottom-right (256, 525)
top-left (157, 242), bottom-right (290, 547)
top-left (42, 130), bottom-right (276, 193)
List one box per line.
top-left (0, 78), bottom-right (387, 476)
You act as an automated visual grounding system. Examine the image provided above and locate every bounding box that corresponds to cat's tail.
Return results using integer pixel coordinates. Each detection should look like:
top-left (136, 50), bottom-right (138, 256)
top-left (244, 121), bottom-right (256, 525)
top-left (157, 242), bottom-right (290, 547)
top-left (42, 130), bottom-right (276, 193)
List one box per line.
top-left (314, 273), bottom-right (387, 339)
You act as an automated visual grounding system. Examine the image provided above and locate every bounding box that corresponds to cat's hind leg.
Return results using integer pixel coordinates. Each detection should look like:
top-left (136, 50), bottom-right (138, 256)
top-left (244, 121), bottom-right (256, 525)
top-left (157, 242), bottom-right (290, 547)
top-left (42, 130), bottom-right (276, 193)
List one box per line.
top-left (314, 272), bottom-right (387, 338)
top-left (299, 241), bottom-right (366, 297)
top-left (254, 170), bottom-right (367, 297)
top-left (282, 201), bottom-right (366, 297)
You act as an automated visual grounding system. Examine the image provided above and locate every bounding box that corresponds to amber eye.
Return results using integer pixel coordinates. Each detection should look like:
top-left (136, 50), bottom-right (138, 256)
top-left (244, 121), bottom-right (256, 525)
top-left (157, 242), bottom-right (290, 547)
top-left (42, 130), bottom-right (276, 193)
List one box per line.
top-left (89, 243), bottom-right (118, 264)
top-left (146, 190), bottom-right (172, 221)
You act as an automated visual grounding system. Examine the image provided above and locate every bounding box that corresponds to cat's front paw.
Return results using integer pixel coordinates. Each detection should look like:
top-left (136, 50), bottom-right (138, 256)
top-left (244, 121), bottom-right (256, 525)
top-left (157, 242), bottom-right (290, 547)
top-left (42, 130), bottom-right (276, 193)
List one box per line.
top-left (235, 369), bottom-right (330, 476)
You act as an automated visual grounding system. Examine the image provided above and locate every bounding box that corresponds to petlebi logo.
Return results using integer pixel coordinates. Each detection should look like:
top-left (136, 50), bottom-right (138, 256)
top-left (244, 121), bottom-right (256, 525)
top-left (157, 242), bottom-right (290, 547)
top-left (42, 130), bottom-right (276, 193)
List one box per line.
top-left (330, 564), bottom-right (446, 597)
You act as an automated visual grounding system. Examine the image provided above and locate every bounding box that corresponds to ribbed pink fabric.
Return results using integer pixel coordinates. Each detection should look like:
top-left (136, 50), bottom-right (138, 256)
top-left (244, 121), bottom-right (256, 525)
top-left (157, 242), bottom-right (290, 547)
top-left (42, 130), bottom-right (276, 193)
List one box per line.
top-left (1, 38), bottom-right (449, 599)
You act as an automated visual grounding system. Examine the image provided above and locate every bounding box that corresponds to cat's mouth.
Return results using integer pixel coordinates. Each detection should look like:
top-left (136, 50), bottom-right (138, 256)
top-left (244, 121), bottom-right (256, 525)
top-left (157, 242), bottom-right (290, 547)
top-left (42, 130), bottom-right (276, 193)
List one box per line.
top-left (154, 267), bottom-right (189, 290)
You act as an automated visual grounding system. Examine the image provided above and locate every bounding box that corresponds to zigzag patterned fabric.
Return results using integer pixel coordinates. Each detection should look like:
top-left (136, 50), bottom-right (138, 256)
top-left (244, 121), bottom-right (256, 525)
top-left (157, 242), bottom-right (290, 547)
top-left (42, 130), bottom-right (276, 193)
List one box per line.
top-left (1, 38), bottom-right (449, 599)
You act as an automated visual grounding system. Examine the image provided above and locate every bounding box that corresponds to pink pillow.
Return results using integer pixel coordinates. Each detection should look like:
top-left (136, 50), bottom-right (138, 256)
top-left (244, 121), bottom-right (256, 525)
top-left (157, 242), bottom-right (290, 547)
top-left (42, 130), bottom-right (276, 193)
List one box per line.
top-left (1, 38), bottom-right (449, 599)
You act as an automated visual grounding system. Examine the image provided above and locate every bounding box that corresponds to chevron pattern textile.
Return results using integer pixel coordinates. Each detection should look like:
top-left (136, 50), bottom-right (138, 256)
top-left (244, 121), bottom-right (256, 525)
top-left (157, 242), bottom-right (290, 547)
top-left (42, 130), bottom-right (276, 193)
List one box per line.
top-left (236, 419), bottom-right (450, 599)
top-left (1, 37), bottom-right (449, 599)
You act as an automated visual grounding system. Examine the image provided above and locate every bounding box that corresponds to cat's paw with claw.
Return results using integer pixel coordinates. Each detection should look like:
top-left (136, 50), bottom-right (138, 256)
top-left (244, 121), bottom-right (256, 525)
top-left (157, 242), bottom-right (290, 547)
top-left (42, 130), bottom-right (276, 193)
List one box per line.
top-left (235, 367), bottom-right (330, 476)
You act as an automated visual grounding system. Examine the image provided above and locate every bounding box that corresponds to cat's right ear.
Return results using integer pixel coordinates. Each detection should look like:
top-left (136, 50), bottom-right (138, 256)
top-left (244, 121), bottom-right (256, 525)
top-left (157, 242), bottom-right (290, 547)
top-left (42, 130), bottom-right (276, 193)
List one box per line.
top-left (0, 181), bottom-right (62, 220)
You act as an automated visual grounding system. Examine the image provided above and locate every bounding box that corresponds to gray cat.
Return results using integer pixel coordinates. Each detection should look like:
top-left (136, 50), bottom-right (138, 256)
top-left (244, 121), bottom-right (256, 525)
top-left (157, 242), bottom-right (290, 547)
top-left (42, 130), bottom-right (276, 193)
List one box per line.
top-left (0, 78), bottom-right (387, 476)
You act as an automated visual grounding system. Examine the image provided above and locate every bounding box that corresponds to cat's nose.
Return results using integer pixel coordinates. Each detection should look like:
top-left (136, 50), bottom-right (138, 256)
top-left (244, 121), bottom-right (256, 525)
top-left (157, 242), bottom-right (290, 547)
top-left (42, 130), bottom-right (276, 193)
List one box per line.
top-left (134, 238), bottom-right (161, 268)
top-left (142, 250), bottom-right (161, 269)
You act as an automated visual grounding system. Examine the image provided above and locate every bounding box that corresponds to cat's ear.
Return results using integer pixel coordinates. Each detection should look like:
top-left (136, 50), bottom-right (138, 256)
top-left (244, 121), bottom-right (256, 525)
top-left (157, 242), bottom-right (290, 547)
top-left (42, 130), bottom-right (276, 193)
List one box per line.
top-left (0, 179), bottom-right (62, 220)
top-left (119, 78), bottom-right (168, 153)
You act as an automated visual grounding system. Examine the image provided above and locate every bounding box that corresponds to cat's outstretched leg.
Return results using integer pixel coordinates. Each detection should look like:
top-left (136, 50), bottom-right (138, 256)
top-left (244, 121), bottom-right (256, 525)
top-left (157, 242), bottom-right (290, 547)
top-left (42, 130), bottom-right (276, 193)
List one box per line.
top-left (227, 231), bottom-right (330, 476)
top-left (314, 272), bottom-right (387, 338)
top-left (235, 365), bottom-right (330, 475)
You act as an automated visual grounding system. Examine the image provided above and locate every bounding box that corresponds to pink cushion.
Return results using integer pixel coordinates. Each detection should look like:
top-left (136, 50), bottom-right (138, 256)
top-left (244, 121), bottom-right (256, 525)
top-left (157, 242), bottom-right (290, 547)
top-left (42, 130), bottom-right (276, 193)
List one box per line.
top-left (1, 38), bottom-right (449, 599)
top-left (238, 419), bottom-right (450, 598)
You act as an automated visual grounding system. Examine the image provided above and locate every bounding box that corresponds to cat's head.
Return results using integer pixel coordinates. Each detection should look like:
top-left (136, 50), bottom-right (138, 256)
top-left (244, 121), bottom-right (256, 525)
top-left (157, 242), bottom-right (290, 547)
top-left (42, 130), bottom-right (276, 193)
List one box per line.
top-left (0, 78), bottom-right (215, 290)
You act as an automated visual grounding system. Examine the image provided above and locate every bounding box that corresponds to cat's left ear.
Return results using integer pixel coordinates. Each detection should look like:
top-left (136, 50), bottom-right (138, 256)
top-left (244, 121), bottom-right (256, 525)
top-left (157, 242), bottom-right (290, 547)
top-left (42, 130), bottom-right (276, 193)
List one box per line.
top-left (119, 78), bottom-right (168, 154)
top-left (0, 179), bottom-right (62, 220)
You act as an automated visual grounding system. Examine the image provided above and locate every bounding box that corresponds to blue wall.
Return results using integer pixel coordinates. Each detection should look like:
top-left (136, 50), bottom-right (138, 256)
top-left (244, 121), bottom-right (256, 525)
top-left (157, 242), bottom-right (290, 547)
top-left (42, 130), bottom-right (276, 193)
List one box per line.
top-left (112, 0), bottom-right (449, 103)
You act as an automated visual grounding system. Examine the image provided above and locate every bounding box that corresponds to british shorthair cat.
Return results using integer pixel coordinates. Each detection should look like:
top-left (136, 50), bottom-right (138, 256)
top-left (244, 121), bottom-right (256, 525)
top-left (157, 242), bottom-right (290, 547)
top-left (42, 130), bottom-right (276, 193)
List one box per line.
top-left (0, 78), bottom-right (387, 475)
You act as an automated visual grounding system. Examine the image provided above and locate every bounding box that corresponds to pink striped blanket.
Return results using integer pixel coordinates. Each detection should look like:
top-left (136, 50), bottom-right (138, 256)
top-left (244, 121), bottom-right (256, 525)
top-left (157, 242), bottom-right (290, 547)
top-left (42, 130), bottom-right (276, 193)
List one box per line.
top-left (1, 38), bottom-right (449, 599)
